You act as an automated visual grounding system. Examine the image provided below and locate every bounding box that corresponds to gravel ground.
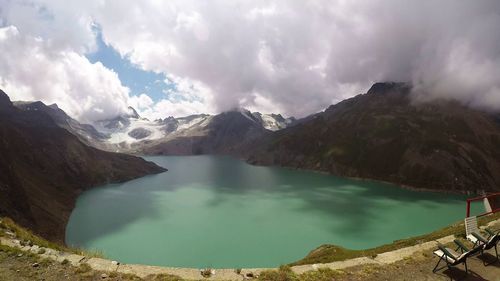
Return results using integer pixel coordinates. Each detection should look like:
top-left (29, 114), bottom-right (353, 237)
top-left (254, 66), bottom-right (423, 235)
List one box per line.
top-left (329, 247), bottom-right (500, 281)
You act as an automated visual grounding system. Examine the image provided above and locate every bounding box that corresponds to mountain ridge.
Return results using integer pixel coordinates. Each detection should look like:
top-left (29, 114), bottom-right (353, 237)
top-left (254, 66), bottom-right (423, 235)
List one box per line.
top-left (10, 82), bottom-right (500, 194)
top-left (58, 105), bottom-right (296, 154)
top-left (13, 100), bottom-right (110, 145)
top-left (244, 82), bottom-right (500, 193)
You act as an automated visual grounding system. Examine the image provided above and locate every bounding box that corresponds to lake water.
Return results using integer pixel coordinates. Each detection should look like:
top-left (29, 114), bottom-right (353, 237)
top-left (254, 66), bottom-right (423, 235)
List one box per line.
top-left (66, 155), bottom-right (469, 268)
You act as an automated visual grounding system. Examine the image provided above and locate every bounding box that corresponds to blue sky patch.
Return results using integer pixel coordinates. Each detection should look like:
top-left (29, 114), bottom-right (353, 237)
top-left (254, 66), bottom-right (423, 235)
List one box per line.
top-left (86, 30), bottom-right (174, 103)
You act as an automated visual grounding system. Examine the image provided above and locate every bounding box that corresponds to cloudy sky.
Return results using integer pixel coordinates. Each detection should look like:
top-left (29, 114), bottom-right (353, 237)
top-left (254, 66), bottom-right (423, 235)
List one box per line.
top-left (0, 1), bottom-right (499, 123)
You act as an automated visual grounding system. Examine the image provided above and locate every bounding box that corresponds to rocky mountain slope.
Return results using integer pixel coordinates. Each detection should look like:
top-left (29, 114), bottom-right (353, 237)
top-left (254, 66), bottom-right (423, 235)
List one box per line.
top-left (245, 82), bottom-right (500, 193)
top-left (0, 90), bottom-right (166, 242)
top-left (11, 82), bottom-right (499, 194)
top-left (138, 109), bottom-right (276, 155)
top-left (80, 107), bottom-right (293, 154)
top-left (13, 101), bottom-right (110, 149)
top-left (12, 97), bottom-right (296, 156)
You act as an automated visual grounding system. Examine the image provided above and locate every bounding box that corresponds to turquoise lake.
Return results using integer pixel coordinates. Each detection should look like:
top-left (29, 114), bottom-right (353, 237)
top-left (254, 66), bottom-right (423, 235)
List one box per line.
top-left (65, 155), bottom-right (470, 268)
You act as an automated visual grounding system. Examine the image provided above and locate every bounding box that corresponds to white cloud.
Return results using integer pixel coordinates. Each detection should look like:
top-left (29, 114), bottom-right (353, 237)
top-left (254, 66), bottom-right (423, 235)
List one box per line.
top-left (0, 25), bottom-right (130, 123)
top-left (90, 0), bottom-right (339, 117)
top-left (242, 92), bottom-right (285, 116)
top-left (0, 0), bottom-right (98, 53)
top-left (140, 98), bottom-right (214, 121)
top-left (2, 0), bottom-right (500, 121)
top-left (129, 94), bottom-right (154, 111)
top-left (91, 0), bottom-right (500, 116)
top-left (130, 75), bottom-right (217, 120)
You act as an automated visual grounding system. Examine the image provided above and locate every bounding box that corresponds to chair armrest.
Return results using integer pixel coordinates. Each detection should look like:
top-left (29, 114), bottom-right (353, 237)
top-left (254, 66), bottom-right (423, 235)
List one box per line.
top-left (485, 228), bottom-right (499, 237)
top-left (472, 232), bottom-right (488, 244)
top-left (454, 239), bottom-right (470, 253)
top-left (434, 250), bottom-right (456, 263)
top-left (438, 244), bottom-right (458, 260)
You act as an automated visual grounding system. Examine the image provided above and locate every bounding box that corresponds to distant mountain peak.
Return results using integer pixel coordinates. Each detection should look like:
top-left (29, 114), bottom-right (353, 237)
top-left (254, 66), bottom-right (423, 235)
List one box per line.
top-left (247, 82), bottom-right (500, 193)
top-left (366, 82), bottom-right (411, 95)
top-left (237, 107), bottom-right (251, 113)
top-left (126, 106), bottom-right (140, 119)
top-left (48, 103), bottom-right (60, 110)
top-left (0, 89), bottom-right (13, 107)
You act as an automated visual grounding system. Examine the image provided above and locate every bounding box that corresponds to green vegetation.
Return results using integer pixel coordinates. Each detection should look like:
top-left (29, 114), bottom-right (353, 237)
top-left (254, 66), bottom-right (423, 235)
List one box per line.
top-left (0, 217), bottom-right (103, 258)
top-left (1, 217), bottom-right (66, 252)
top-left (75, 263), bottom-right (92, 274)
top-left (292, 212), bottom-right (500, 265)
top-left (0, 238), bottom-right (183, 281)
top-left (0, 240), bottom-right (28, 257)
top-left (259, 265), bottom-right (297, 281)
top-left (149, 273), bottom-right (184, 281)
top-left (108, 271), bottom-right (143, 280)
top-left (37, 257), bottom-right (53, 267)
top-left (298, 268), bottom-right (347, 281)
top-left (258, 266), bottom-right (347, 281)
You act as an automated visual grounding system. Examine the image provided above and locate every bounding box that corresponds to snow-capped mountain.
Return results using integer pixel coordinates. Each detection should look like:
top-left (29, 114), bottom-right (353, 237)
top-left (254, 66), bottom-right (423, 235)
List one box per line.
top-left (249, 111), bottom-right (296, 131)
top-left (15, 100), bottom-right (295, 154)
top-left (223, 108), bottom-right (296, 131)
top-left (91, 107), bottom-right (295, 150)
top-left (140, 109), bottom-right (272, 155)
top-left (158, 114), bottom-right (213, 134)
top-left (92, 110), bottom-right (214, 146)
top-left (94, 109), bottom-right (166, 145)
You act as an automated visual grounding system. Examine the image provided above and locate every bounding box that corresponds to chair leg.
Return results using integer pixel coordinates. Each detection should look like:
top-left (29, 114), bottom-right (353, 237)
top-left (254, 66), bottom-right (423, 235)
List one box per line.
top-left (480, 249), bottom-right (488, 266)
top-left (433, 257), bottom-right (443, 273)
top-left (433, 256), bottom-right (451, 273)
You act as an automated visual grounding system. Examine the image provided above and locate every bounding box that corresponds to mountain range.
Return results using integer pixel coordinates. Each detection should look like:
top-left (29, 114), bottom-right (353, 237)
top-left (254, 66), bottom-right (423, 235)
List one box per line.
top-left (10, 83), bottom-right (500, 194)
top-left (13, 100), bottom-right (296, 155)
top-left (0, 90), bottom-right (166, 241)
top-left (3, 82), bottom-right (500, 242)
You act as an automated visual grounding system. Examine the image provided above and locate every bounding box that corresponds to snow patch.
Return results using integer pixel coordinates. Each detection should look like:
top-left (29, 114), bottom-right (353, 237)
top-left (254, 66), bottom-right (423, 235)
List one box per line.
top-left (177, 116), bottom-right (209, 131)
top-left (94, 118), bottom-right (166, 144)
